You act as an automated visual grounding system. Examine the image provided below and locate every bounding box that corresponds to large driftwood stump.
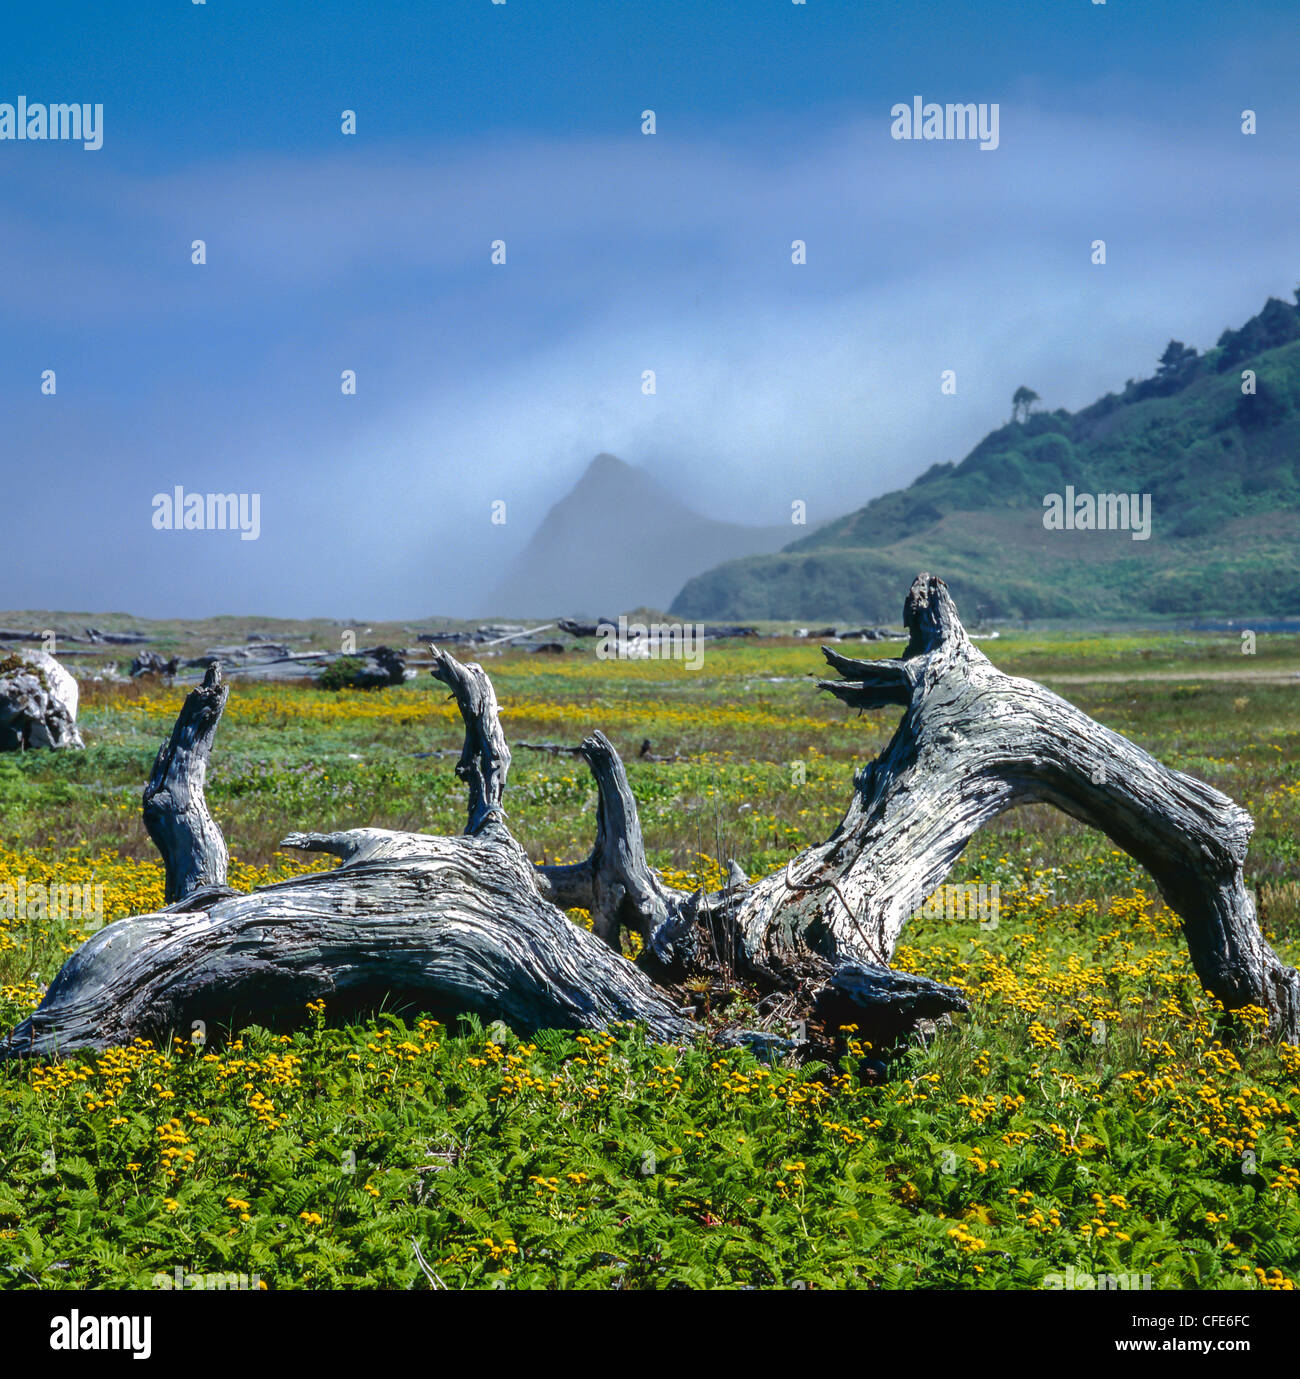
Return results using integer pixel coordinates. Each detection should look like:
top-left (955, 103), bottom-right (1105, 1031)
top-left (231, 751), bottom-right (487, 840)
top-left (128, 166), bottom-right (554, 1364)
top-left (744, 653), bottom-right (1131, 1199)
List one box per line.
top-left (2, 574), bottom-right (1295, 1062)
top-left (725, 576), bottom-right (1299, 1039)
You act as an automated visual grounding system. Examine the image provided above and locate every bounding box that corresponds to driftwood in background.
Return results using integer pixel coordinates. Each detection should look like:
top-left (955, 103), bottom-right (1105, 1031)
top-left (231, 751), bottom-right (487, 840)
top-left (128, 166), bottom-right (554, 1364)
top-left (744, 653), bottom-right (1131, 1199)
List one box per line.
top-left (1, 628), bottom-right (148, 647)
top-left (3, 573), bottom-right (1295, 1062)
top-left (174, 644), bottom-right (409, 687)
top-left (130, 652), bottom-right (181, 678)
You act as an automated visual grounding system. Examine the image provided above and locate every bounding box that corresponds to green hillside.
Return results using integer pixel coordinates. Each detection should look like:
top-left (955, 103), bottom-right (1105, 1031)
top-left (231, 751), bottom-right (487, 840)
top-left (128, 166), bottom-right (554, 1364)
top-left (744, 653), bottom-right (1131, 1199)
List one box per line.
top-left (671, 294), bottom-right (1300, 622)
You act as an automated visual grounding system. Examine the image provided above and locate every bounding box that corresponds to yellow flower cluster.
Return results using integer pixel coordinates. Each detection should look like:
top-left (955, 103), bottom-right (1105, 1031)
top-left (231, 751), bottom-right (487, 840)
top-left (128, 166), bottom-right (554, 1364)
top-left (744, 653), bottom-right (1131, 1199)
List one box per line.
top-left (119, 679), bottom-right (829, 737)
top-left (946, 1223), bottom-right (987, 1253)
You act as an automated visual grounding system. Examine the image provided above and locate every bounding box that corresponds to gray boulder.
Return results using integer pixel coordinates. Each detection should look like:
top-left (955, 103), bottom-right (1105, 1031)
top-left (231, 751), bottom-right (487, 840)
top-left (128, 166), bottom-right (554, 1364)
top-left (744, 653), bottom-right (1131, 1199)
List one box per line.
top-left (0, 650), bottom-right (85, 750)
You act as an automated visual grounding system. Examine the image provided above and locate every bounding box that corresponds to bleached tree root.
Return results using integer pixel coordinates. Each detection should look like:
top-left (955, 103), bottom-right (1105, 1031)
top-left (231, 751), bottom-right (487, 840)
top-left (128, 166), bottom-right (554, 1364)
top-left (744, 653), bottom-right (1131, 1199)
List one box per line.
top-left (3, 574), bottom-right (1294, 1062)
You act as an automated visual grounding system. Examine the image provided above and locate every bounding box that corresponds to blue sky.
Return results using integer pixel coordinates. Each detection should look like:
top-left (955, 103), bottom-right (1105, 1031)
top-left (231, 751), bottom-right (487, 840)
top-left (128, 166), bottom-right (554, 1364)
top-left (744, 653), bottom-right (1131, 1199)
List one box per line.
top-left (3, 0), bottom-right (1299, 617)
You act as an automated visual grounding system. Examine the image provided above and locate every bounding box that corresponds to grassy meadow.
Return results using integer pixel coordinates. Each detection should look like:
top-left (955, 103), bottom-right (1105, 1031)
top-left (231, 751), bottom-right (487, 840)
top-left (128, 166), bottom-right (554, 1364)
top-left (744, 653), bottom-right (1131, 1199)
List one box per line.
top-left (1, 627), bottom-right (1299, 1289)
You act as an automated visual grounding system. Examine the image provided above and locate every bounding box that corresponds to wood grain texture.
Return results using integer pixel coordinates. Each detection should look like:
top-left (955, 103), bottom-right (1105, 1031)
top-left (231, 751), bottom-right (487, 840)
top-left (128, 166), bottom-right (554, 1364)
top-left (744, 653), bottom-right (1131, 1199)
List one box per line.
top-left (5, 573), bottom-right (1294, 1062)
top-left (142, 662), bottom-right (231, 905)
top-left (717, 575), bottom-right (1299, 1040)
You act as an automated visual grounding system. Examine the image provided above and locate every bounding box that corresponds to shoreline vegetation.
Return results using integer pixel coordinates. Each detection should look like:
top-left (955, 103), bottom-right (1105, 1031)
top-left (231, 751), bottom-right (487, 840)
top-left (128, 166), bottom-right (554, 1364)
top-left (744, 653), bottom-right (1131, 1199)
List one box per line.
top-left (0, 627), bottom-right (1297, 1287)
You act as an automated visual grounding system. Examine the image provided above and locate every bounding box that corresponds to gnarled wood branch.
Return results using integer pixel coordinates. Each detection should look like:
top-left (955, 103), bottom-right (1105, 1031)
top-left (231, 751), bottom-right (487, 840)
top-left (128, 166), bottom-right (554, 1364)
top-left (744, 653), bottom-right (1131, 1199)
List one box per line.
top-left (3, 665), bottom-right (689, 1059)
top-left (4, 572), bottom-right (1295, 1062)
top-left (142, 662), bottom-right (231, 905)
top-left (713, 575), bottom-right (1298, 1041)
top-left (430, 647), bottom-right (510, 835)
top-left (534, 731), bottom-right (679, 952)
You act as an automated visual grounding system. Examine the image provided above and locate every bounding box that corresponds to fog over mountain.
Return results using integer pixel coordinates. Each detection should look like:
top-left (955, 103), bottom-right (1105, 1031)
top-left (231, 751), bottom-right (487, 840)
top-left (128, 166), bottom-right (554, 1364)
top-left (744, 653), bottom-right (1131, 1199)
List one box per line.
top-left (3, 5), bottom-right (1298, 619)
top-left (482, 454), bottom-right (792, 618)
top-left (673, 293), bottom-right (1300, 622)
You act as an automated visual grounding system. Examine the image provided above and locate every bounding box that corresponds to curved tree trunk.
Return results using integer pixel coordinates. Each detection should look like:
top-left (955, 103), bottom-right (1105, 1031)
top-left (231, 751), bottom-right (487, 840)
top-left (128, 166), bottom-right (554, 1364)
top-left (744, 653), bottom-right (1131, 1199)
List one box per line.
top-left (3, 573), bottom-right (1295, 1061)
top-left (719, 577), bottom-right (1299, 1039)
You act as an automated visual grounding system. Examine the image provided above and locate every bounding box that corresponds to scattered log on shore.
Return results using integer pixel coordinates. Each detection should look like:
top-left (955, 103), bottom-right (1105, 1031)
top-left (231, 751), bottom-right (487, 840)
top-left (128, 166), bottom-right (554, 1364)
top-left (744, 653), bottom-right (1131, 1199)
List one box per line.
top-left (130, 652), bottom-right (180, 678)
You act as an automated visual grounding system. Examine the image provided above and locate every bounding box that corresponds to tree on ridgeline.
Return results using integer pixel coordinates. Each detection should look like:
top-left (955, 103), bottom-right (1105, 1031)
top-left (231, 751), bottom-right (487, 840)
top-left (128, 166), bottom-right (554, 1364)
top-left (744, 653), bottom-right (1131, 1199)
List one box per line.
top-left (1011, 386), bottom-right (1040, 424)
top-left (1157, 339), bottom-right (1198, 378)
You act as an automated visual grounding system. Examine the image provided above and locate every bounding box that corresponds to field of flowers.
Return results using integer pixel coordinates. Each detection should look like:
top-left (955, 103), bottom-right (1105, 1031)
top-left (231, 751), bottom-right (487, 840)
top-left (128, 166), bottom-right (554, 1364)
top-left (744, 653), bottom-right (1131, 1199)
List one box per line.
top-left (0, 629), bottom-right (1298, 1289)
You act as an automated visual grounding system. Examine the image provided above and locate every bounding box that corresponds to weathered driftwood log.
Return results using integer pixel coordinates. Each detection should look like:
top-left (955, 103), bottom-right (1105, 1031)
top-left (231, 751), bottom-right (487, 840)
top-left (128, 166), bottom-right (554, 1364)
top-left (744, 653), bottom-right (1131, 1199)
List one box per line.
top-left (515, 741), bottom-right (586, 756)
top-left (557, 618), bottom-right (619, 639)
top-left (1, 651), bottom-right (690, 1059)
top-left (85, 627), bottom-right (150, 645)
top-left (142, 663), bottom-right (232, 905)
top-left (0, 650), bottom-right (84, 751)
top-left (612, 574), bottom-right (1297, 1041)
top-left (2, 573), bottom-right (1295, 1063)
top-left (560, 575), bottom-right (1296, 1039)
top-left (177, 645), bottom-right (408, 688)
top-left (130, 651), bottom-right (180, 679)
top-left (558, 619), bottom-right (759, 641)
top-left (1, 826), bottom-right (690, 1058)
top-left (744, 576), bottom-right (1298, 1040)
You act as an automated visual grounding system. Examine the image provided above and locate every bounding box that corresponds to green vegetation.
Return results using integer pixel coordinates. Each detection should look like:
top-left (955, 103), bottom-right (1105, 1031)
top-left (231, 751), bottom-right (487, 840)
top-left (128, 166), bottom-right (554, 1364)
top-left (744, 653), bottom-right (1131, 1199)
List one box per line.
top-left (1, 630), bottom-right (1298, 1289)
top-left (318, 656), bottom-right (368, 691)
top-left (673, 294), bottom-right (1300, 621)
